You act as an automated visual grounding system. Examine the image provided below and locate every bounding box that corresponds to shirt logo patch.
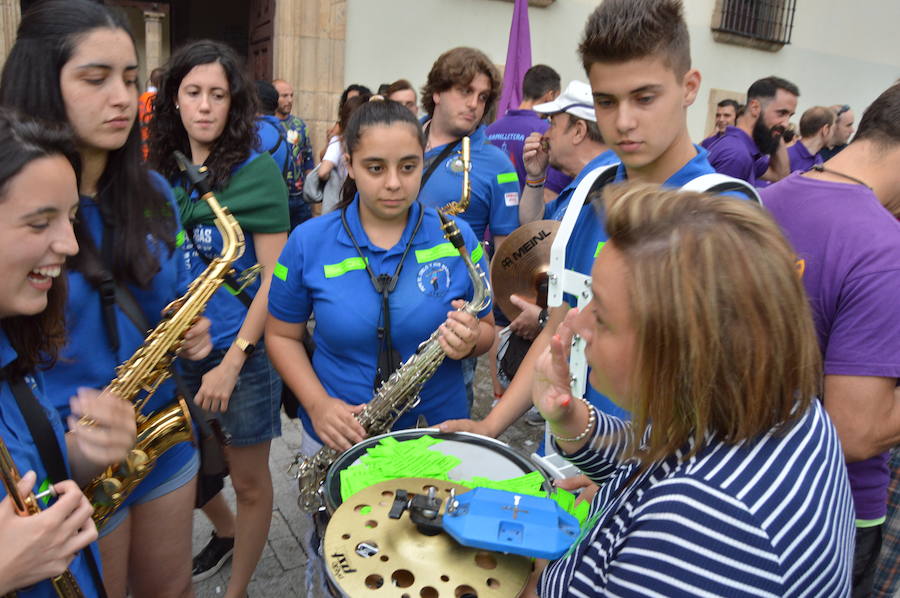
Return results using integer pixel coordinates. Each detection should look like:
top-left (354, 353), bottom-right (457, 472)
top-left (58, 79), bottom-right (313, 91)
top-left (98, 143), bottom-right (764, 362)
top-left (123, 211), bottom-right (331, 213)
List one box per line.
top-left (504, 192), bottom-right (519, 207)
top-left (416, 262), bottom-right (451, 297)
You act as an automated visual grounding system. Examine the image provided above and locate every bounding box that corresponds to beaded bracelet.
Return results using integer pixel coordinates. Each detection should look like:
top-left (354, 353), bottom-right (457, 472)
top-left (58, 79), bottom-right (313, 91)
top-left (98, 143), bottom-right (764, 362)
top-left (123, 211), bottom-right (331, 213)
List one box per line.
top-left (552, 396), bottom-right (596, 443)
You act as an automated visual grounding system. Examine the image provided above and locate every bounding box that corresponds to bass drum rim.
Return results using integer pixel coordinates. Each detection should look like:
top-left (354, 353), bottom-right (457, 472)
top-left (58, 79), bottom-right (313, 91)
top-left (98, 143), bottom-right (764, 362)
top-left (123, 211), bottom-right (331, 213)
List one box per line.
top-left (323, 428), bottom-right (553, 512)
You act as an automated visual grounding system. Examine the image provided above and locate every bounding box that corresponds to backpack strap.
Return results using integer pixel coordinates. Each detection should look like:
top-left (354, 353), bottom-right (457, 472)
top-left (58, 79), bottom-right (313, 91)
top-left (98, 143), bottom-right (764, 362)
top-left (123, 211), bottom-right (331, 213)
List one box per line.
top-left (679, 172), bottom-right (762, 204)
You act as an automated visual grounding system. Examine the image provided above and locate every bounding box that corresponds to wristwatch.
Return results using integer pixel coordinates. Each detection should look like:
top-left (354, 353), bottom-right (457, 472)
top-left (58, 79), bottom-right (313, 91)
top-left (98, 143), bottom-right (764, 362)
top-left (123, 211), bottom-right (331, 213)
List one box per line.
top-left (234, 337), bottom-right (256, 355)
top-left (538, 308), bottom-right (549, 329)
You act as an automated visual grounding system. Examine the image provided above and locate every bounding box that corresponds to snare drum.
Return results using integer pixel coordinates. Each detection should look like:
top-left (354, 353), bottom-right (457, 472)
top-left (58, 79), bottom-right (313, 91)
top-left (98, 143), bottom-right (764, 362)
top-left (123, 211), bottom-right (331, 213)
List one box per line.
top-left (323, 428), bottom-right (553, 512)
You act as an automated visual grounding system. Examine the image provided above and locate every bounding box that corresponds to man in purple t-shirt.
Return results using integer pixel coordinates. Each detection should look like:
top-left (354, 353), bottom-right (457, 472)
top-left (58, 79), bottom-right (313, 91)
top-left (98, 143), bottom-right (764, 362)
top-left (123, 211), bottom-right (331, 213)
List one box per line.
top-left (707, 76), bottom-right (797, 186)
top-left (761, 82), bottom-right (900, 597)
top-left (787, 105), bottom-right (834, 173)
top-left (487, 64), bottom-right (572, 202)
top-left (699, 98), bottom-right (739, 149)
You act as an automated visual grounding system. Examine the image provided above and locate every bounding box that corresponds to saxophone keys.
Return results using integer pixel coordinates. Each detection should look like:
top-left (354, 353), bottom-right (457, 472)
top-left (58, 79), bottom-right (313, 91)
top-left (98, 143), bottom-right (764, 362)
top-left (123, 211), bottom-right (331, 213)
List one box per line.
top-left (99, 478), bottom-right (124, 503)
top-left (126, 449), bottom-right (150, 474)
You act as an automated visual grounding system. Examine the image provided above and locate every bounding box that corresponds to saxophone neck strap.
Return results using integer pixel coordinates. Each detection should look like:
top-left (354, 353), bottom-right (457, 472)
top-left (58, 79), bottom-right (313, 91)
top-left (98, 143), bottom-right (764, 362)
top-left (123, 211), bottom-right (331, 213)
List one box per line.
top-left (340, 202), bottom-right (425, 388)
top-left (2, 369), bottom-right (109, 598)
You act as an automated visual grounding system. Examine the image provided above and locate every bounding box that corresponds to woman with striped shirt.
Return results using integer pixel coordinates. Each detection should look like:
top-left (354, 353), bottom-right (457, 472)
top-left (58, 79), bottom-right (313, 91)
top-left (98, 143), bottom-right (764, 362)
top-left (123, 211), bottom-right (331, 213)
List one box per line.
top-left (530, 183), bottom-right (854, 597)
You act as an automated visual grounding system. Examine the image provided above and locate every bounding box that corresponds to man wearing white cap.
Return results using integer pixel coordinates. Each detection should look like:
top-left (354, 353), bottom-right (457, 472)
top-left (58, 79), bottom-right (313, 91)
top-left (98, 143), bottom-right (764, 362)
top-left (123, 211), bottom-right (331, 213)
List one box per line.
top-left (518, 80), bottom-right (616, 224)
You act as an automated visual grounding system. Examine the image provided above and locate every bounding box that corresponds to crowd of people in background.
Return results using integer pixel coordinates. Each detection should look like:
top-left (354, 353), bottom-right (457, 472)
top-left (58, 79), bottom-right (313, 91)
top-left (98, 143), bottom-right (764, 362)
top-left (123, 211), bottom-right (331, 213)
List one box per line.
top-left (1, 0), bottom-right (899, 597)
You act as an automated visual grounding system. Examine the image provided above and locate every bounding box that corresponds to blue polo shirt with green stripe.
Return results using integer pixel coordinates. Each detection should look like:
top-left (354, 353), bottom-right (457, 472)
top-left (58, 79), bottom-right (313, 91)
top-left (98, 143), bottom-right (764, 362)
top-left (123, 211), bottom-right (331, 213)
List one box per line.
top-left (419, 123), bottom-right (521, 239)
top-left (268, 197), bottom-right (492, 444)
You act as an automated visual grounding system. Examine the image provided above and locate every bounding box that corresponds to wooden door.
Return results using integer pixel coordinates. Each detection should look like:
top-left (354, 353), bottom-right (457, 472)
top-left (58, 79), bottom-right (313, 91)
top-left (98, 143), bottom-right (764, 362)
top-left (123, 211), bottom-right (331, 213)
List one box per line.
top-left (248, 0), bottom-right (275, 80)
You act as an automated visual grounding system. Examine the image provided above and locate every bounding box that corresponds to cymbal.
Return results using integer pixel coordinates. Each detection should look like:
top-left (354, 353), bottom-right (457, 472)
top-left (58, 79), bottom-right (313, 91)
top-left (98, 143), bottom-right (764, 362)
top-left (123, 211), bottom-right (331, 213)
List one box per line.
top-left (491, 220), bottom-right (560, 322)
top-left (323, 478), bottom-right (530, 597)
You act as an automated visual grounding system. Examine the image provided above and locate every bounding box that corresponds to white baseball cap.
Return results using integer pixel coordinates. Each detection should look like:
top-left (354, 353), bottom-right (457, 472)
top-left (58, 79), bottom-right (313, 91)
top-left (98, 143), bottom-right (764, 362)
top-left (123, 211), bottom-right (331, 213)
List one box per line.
top-left (533, 80), bottom-right (596, 122)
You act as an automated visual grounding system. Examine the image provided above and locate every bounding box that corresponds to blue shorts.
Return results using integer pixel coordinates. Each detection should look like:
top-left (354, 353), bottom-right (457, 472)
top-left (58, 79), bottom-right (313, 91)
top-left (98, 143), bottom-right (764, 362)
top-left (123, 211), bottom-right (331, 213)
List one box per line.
top-left (100, 447), bottom-right (199, 536)
top-left (181, 343), bottom-right (283, 446)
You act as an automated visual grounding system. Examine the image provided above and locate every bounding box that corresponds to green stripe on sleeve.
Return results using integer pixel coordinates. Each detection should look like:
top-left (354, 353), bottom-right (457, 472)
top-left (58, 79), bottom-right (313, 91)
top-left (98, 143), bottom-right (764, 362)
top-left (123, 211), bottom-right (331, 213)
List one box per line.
top-left (594, 241), bottom-right (606, 258)
top-left (416, 243), bottom-right (458, 263)
top-left (175, 230), bottom-right (185, 248)
top-left (323, 257), bottom-right (368, 278)
top-left (471, 243), bottom-right (484, 263)
top-left (497, 171), bottom-right (519, 185)
top-left (273, 262), bottom-right (288, 281)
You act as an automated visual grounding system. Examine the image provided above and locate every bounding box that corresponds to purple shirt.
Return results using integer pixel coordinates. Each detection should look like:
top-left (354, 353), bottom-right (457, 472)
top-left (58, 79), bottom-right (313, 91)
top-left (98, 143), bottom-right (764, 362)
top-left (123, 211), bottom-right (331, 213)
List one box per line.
top-left (787, 140), bottom-right (823, 174)
top-left (486, 108), bottom-right (572, 193)
top-left (762, 173), bottom-right (900, 520)
top-left (706, 125), bottom-right (766, 185)
top-left (700, 132), bottom-right (723, 149)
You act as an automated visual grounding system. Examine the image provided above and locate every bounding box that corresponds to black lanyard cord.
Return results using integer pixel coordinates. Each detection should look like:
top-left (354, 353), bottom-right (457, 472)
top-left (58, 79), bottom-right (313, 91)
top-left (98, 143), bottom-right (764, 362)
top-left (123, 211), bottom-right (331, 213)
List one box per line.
top-left (340, 202), bottom-right (425, 387)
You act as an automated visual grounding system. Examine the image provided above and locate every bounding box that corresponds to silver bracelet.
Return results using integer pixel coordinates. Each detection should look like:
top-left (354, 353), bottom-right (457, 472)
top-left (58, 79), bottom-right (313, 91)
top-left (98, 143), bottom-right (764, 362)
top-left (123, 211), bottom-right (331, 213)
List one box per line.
top-left (552, 396), bottom-right (596, 443)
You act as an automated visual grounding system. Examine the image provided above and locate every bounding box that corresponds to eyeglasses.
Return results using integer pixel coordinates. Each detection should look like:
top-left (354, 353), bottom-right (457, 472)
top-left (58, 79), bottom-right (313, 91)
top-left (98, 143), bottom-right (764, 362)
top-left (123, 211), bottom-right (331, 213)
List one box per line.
top-left (836, 104), bottom-right (850, 117)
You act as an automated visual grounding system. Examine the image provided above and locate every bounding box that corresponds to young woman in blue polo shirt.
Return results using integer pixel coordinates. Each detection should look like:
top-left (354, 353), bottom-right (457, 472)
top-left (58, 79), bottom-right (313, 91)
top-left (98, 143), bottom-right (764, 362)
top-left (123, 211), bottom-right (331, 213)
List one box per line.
top-left (0, 3), bottom-right (214, 596)
top-left (266, 99), bottom-right (495, 453)
top-left (0, 112), bottom-right (137, 597)
top-left (149, 40), bottom-right (289, 598)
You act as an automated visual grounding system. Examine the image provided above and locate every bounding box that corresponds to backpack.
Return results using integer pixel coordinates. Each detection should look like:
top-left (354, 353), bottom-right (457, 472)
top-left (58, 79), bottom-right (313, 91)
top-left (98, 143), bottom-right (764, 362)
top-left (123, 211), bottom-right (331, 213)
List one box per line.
top-left (262, 119), bottom-right (303, 200)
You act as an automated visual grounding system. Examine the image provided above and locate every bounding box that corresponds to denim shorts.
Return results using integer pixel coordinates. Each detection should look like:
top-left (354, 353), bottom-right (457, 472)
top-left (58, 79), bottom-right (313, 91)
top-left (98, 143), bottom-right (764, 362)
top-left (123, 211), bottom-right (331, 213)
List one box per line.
top-left (100, 448), bottom-right (199, 537)
top-left (180, 343), bottom-right (283, 446)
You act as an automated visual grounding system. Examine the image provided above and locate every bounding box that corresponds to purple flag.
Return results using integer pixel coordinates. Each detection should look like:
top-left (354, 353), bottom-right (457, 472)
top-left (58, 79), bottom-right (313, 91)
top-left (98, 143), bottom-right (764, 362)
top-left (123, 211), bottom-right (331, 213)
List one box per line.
top-left (497, 0), bottom-right (532, 116)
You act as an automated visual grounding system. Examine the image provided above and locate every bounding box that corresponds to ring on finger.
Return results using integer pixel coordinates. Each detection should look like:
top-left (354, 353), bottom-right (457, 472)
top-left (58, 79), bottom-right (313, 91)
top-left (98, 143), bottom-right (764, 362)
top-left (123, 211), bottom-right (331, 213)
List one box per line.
top-left (78, 416), bottom-right (97, 428)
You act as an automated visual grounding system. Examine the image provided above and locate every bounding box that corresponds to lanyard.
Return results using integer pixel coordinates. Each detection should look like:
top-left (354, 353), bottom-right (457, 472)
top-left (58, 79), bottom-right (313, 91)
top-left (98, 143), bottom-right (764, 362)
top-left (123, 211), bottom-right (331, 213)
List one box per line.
top-left (340, 201), bottom-right (424, 389)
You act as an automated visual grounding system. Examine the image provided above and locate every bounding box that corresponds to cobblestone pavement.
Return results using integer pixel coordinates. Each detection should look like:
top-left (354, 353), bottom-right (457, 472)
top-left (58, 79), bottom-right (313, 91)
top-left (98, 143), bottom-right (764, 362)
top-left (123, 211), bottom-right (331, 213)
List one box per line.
top-left (192, 356), bottom-right (544, 597)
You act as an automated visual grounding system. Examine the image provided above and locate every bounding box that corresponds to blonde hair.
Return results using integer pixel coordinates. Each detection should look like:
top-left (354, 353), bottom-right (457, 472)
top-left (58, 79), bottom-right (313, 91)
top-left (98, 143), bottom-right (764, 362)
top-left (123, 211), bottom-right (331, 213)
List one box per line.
top-left (601, 182), bottom-right (821, 466)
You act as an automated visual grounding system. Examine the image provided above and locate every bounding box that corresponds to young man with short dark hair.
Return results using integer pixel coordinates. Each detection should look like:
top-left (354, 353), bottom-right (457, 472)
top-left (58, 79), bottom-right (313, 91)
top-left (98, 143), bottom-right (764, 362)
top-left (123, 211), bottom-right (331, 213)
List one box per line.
top-left (487, 64), bottom-right (571, 203)
top-left (439, 0), bottom-right (756, 460)
top-left (707, 75), bottom-right (799, 185)
top-left (761, 82), bottom-right (900, 598)
top-left (700, 97), bottom-right (739, 148)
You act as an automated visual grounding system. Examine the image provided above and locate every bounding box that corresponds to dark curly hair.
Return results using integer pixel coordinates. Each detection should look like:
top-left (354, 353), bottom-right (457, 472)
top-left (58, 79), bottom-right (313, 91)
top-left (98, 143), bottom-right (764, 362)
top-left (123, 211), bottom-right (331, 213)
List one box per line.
top-left (0, 0), bottom-right (176, 289)
top-left (148, 40), bottom-right (258, 190)
top-left (421, 47), bottom-right (501, 125)
top-left (0, 109), bottom-right (80, 378)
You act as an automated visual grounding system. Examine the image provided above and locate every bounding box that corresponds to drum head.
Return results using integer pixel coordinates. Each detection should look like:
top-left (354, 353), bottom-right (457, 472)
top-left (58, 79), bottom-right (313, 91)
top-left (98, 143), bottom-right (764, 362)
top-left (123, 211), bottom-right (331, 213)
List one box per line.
top-left (324, 478), bottom-right (531, 598)
top-left (324, 429), bottom-right (551, 512)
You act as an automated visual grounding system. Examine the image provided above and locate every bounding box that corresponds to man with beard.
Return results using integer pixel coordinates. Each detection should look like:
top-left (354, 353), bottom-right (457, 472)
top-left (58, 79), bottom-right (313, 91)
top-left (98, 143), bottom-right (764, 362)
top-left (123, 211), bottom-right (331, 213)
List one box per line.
top-left (273, 78), bottom-right (315, 228)
top-left (707, 76), bottom-right (798, 186)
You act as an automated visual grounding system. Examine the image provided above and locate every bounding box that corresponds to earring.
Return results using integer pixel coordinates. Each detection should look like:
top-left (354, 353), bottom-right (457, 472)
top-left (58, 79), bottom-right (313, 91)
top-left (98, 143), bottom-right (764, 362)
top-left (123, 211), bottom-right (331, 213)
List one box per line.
top-left (175, 104), bottom-right (180, 110)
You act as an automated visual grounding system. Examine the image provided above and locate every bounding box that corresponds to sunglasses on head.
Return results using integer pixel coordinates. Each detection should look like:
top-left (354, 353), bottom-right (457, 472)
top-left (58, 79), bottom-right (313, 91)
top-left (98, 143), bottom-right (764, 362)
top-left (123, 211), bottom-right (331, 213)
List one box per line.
top-left (836, 104), bottom-right (850, 117)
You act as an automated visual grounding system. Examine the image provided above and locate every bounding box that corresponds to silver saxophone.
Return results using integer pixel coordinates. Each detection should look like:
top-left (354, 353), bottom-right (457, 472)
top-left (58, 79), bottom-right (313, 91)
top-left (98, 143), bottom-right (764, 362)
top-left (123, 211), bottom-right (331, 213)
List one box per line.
top-left (293, 208), bottom-right (491, 512)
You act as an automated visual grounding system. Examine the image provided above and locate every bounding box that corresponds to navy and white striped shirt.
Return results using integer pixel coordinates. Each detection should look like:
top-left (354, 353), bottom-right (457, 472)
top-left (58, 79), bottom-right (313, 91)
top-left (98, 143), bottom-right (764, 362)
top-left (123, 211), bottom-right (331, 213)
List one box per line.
top-left (539, 399), bottom-right (854, 597)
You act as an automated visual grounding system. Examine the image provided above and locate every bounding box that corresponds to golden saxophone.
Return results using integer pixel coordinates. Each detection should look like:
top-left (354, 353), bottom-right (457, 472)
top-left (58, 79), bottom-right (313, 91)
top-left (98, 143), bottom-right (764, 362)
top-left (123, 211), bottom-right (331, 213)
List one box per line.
top-left (0, 437), bottom-right (84, 598)
top-left (83, 152), bottom-right (252, 528)
top-left (293, 137), bottom-right (490, 511)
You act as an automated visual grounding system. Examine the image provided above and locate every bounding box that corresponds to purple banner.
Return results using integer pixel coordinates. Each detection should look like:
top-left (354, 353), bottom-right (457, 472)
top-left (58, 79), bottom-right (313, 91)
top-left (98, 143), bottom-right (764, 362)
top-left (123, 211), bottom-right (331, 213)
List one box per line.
top-left (497, 0), bottom-right (532, 116)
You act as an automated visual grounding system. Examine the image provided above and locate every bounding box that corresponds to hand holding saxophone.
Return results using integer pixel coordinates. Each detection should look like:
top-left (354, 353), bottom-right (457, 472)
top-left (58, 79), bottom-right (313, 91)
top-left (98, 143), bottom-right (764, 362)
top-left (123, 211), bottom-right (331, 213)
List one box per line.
top-left (438, 299), bottom-right (483, 360)
top-left (178, 315), bottom-right (213, 361)
top-left (0, 471), bottom-right (97, 595)
top-left (67, 387), bottom-right (137, 484)
top-left (308, 398), bottom-right (366, 452)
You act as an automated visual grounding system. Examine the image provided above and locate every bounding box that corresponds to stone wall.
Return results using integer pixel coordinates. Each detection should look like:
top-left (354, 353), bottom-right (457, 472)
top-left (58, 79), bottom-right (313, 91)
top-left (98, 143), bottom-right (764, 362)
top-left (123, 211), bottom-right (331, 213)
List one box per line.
top-left (274, 0), bottom-right (346, 157)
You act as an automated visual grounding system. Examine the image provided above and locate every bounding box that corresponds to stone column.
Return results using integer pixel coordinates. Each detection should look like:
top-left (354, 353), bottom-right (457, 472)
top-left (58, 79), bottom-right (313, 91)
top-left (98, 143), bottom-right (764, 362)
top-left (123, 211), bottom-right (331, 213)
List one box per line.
top-left (273, 0), bottom-right (346, 157)
top-left (0, 0), bottom-right (21, 71)
top-left (143, 10), bottom-right (166, 75)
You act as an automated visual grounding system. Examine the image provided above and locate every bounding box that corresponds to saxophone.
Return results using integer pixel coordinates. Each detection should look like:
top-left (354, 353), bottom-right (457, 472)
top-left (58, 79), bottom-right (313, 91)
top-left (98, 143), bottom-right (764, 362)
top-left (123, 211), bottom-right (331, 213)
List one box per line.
top-left (83, 152), bottom-right (251, 528)
top-left (0, 438), bottom-right (84, 598)
top-left (293, 139), bottom-right (490, 512)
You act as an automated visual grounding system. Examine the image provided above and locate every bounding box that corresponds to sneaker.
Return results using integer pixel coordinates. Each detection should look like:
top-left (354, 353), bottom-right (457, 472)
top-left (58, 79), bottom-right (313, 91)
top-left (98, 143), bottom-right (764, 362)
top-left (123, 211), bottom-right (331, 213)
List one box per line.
top-left (192, 532), bottom-right (234, 582)
top-left (524, 406), bottom-right (545, 427)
